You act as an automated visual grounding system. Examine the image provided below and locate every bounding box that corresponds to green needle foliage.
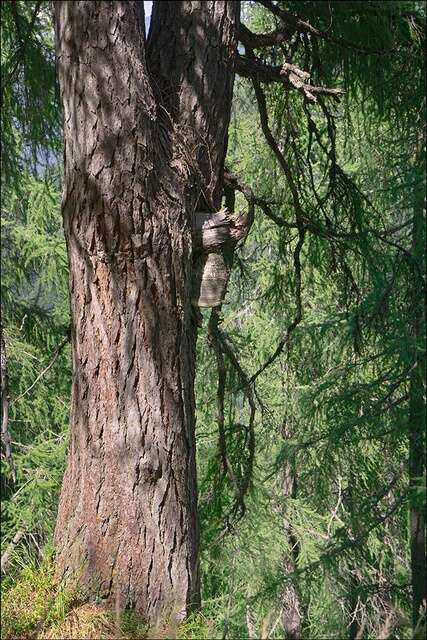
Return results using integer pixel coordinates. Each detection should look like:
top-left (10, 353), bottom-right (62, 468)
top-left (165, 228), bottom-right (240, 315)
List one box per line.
top-left (1, 0), bottom-right (69, 579)
top-left (1, 1), bottom-right (425, 639)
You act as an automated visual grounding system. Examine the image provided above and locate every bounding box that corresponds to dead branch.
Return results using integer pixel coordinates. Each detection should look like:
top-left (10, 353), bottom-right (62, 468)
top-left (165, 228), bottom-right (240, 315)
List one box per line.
top-left (1, 529), bottom-right (25, 575)
top-left (236, 55), bottom-right (343, 103)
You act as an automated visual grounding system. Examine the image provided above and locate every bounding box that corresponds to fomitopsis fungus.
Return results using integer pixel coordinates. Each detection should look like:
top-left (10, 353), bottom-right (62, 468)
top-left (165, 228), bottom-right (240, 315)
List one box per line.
top-left (191, 206), bottom-right (254, 309)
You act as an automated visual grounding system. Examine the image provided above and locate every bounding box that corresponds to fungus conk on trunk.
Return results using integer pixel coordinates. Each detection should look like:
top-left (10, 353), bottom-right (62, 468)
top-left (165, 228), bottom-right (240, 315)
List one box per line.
top-left (191, 207), bottom-right (253, 308)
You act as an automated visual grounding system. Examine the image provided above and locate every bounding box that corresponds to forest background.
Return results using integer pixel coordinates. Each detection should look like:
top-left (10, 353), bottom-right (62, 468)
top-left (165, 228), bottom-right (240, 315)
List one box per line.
top-left (1, 1), bottom-right (426, 639)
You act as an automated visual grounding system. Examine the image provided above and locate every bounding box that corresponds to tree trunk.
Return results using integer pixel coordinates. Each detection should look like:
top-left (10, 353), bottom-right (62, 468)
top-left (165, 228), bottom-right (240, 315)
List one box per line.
top-left (280, 421), bottom-right (304, 640)
top-left (409, 204), bottom-right (426, 633)
top-left (53, 0), bottom-right (238, 626)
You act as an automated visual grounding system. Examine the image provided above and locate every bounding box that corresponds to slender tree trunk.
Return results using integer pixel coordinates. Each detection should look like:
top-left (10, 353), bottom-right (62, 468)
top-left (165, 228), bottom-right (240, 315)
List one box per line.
top-left (53, 1), bottom-right (238, 626)
top-left (409, 204), bottom-right (426, 633)
top-left (280, 420), bottom-right (304, 640)
top-left (345, 476), bottom-right (364, 640)
top-left (1, 325), bottom-right (15, 483)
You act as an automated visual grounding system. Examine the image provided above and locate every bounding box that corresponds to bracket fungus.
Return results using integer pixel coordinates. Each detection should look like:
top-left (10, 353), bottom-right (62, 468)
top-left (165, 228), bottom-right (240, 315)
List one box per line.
top-left (191, 207), bottom-right (253, 308)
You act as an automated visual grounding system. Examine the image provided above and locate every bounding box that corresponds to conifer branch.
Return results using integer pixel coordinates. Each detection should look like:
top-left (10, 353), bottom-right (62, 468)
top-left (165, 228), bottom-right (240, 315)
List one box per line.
top-left (7, 1), bottom-right (43, 84)
top-left (247, 76), bottom-right (306, 382)
top-left (208, 308), bottom-right (256, 532)
top-left (255, 0), bottom-right (398, 56)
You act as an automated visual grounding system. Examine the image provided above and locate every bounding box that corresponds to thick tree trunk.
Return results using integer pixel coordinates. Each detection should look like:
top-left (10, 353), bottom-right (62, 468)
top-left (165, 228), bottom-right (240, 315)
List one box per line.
top-left (53, 0), bottom-right (238, 626)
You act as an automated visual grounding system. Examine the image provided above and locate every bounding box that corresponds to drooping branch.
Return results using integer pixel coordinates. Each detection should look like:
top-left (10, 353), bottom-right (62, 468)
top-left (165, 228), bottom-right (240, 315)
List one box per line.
top-left (248, 230), bottom-right (305, 385)
top-left (208, 308), bottom-right (256, 531)
top-left (6, 1), bottom-right (43, 85)
top-left (208, 310), bottom-right (238, 484)
top-left (243, 74), bottom-right (306, 381)
top-left (251, 74), bottom-right (305, 221)
top-left (256, 0), bottom-right (393, 56)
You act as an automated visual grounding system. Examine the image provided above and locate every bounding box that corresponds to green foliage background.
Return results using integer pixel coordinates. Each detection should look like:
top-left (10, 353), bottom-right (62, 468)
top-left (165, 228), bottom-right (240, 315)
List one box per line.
top-left (1, 2), bottom-right (425, 639)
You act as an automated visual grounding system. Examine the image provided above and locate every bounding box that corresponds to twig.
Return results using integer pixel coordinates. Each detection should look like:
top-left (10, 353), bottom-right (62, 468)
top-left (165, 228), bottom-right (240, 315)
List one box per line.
top-left (12, 330), bottom-right (70, 405)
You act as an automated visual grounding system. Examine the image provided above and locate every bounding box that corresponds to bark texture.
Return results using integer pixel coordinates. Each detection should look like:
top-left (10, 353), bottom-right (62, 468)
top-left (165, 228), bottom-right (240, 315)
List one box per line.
top-left (147, 1), bottom-right (238, 212)
top-left (54, 0), bottom-right (239, 626)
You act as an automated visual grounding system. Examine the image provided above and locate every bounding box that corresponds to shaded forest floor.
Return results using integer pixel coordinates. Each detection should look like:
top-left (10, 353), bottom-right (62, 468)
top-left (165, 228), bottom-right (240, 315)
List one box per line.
top-left (1, 550), bottom-right (213, 640)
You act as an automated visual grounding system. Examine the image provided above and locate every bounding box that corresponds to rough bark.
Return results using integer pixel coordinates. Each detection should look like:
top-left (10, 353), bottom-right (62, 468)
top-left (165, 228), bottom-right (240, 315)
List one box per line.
top-left (53, 0), bottom-right (239, 626)
top-left (147, 1), bottom-right (239, 212)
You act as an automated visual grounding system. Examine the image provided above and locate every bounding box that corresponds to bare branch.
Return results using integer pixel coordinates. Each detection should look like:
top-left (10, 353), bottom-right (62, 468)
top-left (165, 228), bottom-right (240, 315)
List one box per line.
top-left (236, 55), bottom-right (343, 103)
top-left (1, 529), bottom-right (25, 575)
